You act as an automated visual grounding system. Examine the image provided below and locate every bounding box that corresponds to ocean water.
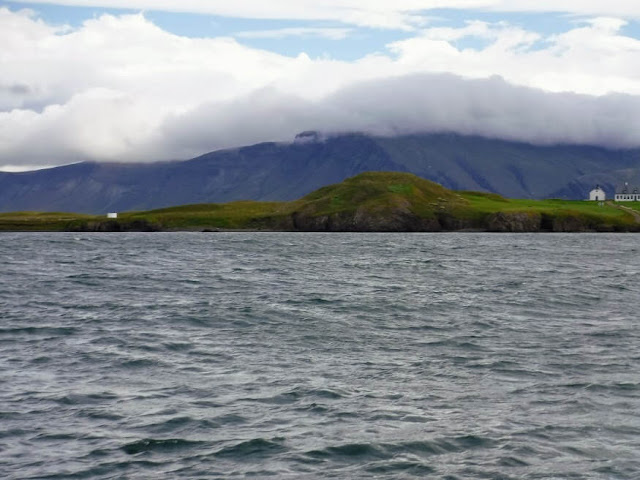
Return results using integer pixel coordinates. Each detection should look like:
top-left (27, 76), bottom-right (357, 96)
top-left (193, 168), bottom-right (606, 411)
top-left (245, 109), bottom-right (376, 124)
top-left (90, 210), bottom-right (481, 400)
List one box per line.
top-left (1, 232), bottom-right (639, 479)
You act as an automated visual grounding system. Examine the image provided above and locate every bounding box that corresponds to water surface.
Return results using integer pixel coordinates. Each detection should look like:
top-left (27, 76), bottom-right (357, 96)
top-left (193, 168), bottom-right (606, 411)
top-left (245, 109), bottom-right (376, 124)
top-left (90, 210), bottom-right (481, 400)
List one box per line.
top-left (1, 233), bottom-right (639, 479)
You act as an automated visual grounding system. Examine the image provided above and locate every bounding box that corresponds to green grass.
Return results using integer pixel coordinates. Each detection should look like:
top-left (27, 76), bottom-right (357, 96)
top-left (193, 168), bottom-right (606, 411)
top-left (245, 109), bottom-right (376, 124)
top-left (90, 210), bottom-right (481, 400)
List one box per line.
top-left (619, 202), bottom-right (640, 213)
top-left (457, 192), bottom-right (633, 226)
top-left (123, 201), bottom-right (288, 229)
top-left (0, 212), bottom-right (97, 231)
top-left (387, 184), bottom-right (414, 195)
top-left (0, 172), bottom-right (638, 231)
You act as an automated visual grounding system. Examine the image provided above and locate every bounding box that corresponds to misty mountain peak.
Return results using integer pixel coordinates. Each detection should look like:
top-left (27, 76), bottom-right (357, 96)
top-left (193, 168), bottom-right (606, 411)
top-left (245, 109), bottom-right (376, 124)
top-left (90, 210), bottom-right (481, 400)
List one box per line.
top-left (294, 131), bottom-right (323, 144)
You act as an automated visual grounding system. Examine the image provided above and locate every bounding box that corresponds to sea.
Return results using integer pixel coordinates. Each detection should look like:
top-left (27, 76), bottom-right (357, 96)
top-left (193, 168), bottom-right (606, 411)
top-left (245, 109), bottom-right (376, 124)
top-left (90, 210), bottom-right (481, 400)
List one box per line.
top-left (1, 232), bottom-right (639, 479)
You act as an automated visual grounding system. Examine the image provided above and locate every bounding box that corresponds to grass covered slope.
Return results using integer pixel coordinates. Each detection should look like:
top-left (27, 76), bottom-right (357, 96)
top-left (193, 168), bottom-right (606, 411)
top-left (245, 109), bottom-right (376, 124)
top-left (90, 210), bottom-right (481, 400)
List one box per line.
top-left (0, 172), bottom-right (637, 232)
top-left (0, 212), bottom-right (96, 231)
top-left (125, 201), bottom-right (289, 230)
top-left (287, 172), bottom-right (469, 231)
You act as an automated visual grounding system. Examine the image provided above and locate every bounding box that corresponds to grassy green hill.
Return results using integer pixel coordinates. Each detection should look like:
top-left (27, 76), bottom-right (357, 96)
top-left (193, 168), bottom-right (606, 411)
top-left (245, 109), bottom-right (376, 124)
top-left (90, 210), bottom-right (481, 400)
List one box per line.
top-left (0, 172), bottom-right (637, 232)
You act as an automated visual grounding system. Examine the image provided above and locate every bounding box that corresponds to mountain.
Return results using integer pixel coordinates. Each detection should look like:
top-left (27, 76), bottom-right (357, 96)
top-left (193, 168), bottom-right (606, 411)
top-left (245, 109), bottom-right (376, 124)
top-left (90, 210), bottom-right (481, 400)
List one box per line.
top-left (1, 132), bottom-right (639, 213)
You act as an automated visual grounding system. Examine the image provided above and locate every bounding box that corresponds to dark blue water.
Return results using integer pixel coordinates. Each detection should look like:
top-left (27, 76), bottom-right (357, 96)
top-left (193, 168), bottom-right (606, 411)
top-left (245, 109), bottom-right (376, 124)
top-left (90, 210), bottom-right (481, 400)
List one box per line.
top-left (1, 233), bottom-right (639, 479)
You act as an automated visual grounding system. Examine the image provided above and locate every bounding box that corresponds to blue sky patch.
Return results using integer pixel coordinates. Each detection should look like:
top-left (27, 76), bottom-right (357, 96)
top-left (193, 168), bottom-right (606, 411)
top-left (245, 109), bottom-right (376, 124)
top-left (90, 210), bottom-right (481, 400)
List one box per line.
top-left (3, 1), bottom-right (640, 60)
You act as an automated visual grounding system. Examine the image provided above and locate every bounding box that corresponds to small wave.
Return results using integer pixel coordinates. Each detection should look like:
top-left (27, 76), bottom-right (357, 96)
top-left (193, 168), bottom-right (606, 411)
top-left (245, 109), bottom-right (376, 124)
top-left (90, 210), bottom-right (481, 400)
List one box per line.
top-left (161, 342), bottom-right (194, 352)
top-left (121, 438), bottom-right (207, 455)
top-left (295, 402), bottom-right (329, 414)
top-left (562, 382), bottom-right (640, 393)
top-left (243, 386), bottom-right (349, 405)
top-left (30, 356), bottom-right (52, 365)
top-left (424, 339), bottom-right (488, 351)
top-left (118, 357), bottom-right (165, 369)
top-left (211, 413), bottom-right (248, 426)
top-left (141, 415), bottom-right (220, 435)
top-left (307, 388), bottom-right (348, 399)
top-left (53, 392), bottom-right (119, 406)
top-left (0, 326), bottom-right (78, 336)
top-left (498, 456), bottom-right (530, 467)
top-left (79, 410), bottom-right (124, 421)
top-left (366, 460), bottom-right (436, 475)
top-left (307, 442), bottom-right (382, 459)
top-left (305, 435), bottom-right (495, 462)
top-left (214, 438), bottom-right (286, 458)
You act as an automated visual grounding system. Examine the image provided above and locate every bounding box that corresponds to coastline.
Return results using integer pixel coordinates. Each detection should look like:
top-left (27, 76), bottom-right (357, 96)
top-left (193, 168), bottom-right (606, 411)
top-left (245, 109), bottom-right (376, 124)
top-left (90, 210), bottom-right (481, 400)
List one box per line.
top-left (2, 173), bottom-right (640, 234)
top-left (2, 226), bottom-right (639, 234)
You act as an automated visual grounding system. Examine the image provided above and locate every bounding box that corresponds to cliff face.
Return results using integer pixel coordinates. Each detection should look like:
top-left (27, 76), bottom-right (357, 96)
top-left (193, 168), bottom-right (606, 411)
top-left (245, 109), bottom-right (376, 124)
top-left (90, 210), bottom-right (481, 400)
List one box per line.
top-left (487, 212), bottom-right (542, 232)
top-left (290, 206), bottom-right (442, 232)
top-left (484, 211), bottom-right (638, 233)
top-left (67, 219), bottom-right (161, 232)
top-left (287, 210), bottom-right (629, 233)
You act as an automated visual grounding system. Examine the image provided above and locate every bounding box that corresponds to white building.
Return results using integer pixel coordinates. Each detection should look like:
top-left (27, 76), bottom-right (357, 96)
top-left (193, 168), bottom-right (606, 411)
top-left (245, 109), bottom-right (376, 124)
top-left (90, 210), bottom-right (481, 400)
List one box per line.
top-left (615, 183), bottom-right (640, 202)
top-left (107, 212), bottom-right (118, 219)
top-left (589, 186), bottom-right (606, 201)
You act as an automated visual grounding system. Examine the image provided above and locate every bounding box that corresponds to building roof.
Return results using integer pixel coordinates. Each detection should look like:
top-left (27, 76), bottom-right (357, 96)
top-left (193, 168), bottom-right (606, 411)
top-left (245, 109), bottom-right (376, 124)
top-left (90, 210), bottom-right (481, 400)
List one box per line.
top-left (616, 184), bottom-right (640, 194)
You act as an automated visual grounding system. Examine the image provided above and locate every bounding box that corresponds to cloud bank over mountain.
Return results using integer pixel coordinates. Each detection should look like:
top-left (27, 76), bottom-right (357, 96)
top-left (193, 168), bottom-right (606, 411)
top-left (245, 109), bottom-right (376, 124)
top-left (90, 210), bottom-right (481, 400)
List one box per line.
top-left (158, 75), bottom-right (640, 160)
top-left (2, 7), bottom-right (640, 168)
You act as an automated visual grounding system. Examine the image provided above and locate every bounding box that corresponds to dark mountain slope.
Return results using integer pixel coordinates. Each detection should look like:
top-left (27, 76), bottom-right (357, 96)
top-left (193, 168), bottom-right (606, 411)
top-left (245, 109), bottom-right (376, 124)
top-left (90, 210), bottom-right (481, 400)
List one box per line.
top-left (0, 134), bottom-right (404, 213)
top-left (374, 134), bottom-right (639, 199)
top-left (0, 132), bottom-right (638, 213)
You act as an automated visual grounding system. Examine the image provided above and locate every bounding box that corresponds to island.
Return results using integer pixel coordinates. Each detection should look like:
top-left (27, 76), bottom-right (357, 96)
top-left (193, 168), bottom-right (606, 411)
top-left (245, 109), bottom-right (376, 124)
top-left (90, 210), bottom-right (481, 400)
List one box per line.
top-left (1, 172), bottom-right (639, 232)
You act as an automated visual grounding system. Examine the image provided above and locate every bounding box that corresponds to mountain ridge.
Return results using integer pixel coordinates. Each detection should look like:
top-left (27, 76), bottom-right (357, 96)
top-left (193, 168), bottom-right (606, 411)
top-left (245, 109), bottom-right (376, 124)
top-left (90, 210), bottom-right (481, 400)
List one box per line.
top-left (1, 132), bottom-right (639, 213)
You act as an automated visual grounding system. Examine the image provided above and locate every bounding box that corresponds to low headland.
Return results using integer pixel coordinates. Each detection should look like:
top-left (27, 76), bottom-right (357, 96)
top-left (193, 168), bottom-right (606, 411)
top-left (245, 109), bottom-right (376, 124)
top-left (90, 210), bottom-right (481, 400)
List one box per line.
top-left (1, 172), bottom-right (639, 233)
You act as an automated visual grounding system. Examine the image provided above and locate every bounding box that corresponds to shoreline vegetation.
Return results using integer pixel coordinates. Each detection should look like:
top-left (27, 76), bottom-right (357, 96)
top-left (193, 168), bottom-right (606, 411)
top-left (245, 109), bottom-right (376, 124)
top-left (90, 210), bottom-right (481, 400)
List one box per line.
top-left (2, 172), bottom-right (640, 233)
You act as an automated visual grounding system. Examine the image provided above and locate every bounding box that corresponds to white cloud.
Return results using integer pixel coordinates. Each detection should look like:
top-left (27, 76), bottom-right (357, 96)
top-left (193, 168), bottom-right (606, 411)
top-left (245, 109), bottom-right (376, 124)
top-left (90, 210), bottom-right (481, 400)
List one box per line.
top-left (236, 27), bottom-right (352, 40)
top-left (7, 0), bottom-right (640, 29)
top-left (387, 18), bottom-right (640, 95)
top-left (2, 7), bottom-right (640, 168)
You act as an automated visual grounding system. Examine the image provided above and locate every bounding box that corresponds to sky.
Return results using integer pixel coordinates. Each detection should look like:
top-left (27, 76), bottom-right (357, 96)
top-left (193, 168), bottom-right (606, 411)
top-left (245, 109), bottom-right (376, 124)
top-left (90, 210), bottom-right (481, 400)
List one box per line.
top-left (2, 1), bottom-right (640, 171)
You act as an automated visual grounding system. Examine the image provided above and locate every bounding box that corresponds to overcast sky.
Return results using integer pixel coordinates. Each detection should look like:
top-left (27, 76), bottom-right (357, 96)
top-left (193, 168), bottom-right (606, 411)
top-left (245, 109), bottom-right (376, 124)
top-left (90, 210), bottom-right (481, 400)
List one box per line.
top-left (2, 1), bottom-right (640, 170)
